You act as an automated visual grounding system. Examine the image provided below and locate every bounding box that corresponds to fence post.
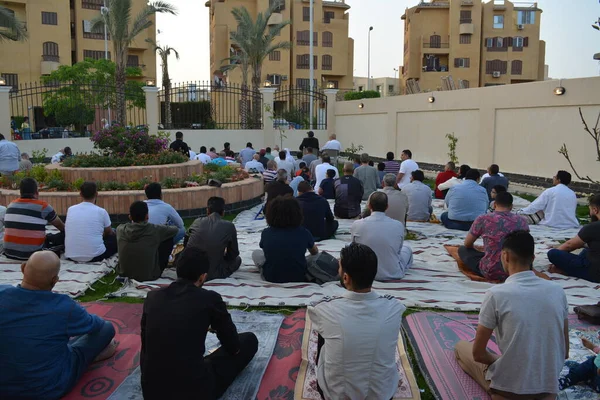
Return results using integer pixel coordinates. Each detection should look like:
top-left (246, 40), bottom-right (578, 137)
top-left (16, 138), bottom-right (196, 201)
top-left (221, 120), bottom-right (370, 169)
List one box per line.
top-left (142, 86), bottom-right (160, 136)
top-left (259, 87), bottom-right (277, 148)
top-left (323, 88), bottom-right (338, 137)
top-left (0, 86), bottom-right (11, 140)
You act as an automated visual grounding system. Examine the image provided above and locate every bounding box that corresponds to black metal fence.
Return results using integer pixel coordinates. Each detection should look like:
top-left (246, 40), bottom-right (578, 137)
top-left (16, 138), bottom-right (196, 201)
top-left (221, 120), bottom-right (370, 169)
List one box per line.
top-left (9, 82), bottom-right (146, 140)
top-left (273, 86), bottom-right (327, 130)
top-left (158, 81), bottom-right (263, 130)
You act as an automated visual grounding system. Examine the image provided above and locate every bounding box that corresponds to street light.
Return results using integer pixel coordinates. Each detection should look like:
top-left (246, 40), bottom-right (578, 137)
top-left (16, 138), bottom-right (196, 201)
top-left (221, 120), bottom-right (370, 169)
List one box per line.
top-left (393, 68), bottom-right (399, 79)
top-left (368, 26), bottom-right (373, 90)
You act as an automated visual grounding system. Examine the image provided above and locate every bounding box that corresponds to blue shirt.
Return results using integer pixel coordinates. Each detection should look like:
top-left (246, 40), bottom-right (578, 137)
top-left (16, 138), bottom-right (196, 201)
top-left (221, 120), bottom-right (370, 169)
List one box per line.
top-left (211, 157), bottom-right (227, 166)
top-left (260, 226), bottom-right (314, 283)
top-left (146, 199), bottom-right (184, 229)
top-left (319, 178), bottom-right (336, 199)
top-left (239, 147), bottom-right (256, 167)
top-left (0, 285), bottom-right (106, 399)
top-left (445, 179), bottom-right (489, 222)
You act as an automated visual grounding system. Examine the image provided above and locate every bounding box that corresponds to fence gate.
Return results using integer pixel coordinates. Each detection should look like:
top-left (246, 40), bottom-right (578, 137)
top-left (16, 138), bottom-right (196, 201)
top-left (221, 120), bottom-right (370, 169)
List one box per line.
top-left (273, 86), bottom-right (327, 130)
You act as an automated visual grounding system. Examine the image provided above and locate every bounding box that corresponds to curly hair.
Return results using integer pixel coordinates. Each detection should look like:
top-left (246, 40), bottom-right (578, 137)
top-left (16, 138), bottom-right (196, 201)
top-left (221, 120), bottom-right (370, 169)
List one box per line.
top-left (266, 196), bottom-right (303, 228)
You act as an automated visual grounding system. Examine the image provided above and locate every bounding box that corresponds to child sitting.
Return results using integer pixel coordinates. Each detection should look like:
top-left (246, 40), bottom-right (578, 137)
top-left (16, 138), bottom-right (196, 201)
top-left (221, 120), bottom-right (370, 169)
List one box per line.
top-left (559, 335), bottom-right (600, 392)
top-left (318, 169), bottom-right (336, 200)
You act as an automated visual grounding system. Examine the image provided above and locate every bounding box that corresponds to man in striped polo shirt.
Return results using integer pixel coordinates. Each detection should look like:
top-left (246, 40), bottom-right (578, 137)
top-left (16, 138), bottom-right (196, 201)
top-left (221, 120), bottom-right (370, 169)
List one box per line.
top-left (4, 178), bottom-right (65, 260)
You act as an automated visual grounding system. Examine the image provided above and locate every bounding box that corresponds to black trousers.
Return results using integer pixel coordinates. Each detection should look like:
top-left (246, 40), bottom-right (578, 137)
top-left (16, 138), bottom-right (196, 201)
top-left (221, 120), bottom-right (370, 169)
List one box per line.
top-left (316, 220), bottom-right (339, 242)
top-left (204, 332), bottom-right (259, 399)
top-left (157, 239), bottom-right (175, 272)
top-left (458, 246), bottom-right (485, 276)
top-left (90, 234), bottom-right (118, 262)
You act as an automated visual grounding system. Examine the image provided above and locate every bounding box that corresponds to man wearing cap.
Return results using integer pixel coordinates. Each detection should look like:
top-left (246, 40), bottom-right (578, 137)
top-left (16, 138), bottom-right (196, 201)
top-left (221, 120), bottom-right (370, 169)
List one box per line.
top-left (299, 131), bottom-right (319, 154)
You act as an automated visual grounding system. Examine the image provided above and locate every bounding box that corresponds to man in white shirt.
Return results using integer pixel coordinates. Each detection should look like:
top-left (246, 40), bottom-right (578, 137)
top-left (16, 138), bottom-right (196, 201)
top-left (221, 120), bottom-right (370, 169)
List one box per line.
top-left (275, 150), bottom-right (295, 179)
top-left (51, 147), bottom-right (72, 164)
top-left (402, 170), bottom-right (433, 222)
top-left (396, 149), bottom-right (419, 189)
top-left (351, 192), bottom-right (413, 280)
top-left (65, 182), bottom-right (116, 262)
top-left (455, 230), bottom-right (568, 399)
top-left (308, 242), bottom-right (406, 400)
top-left (517, 170), bottom-right (579, 229)
top-left (0, 133), bottom-right (20, 176)
top-left (314, 155), bottom-right (339, 190)
top-left (320, 134), bottom-right (342, 151)
top-left (245, 154), bottom-right (265, 173)
top-left (195, 146), bottom-right (212, 164)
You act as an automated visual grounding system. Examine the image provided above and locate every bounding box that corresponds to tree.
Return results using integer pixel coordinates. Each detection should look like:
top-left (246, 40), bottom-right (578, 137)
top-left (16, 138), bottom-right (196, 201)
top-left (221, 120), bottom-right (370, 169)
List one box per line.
top-left (221, 34), bottom-right (251, 128)
top-left (558, 108), bottom-right (600, 185)
top-left (0, 6), bottom-right (27, 42)
top-left (146, 39), bottom-right (179, 128)
top-left (91, 0), bottom-right (177, 125)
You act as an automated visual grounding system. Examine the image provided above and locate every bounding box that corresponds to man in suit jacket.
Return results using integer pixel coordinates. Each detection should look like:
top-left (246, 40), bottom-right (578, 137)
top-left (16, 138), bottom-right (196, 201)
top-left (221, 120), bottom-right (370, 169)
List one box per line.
top-left (299, 131), bottom-right (319, 154)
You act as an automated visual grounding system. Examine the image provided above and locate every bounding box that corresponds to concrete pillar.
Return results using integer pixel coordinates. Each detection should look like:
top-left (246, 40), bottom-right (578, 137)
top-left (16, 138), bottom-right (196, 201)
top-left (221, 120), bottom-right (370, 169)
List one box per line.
top-left (259, 87), bottom-right (277, 148)
top-left (142, 86), bottom-right (160, 136)
top-left (323, 89), bottom-right (338, 136)
top-left (0, 87), bottom-right (11, 140)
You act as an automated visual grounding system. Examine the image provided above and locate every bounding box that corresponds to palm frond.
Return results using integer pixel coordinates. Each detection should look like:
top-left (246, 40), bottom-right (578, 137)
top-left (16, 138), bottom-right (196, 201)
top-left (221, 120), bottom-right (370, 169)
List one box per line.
top-left (0, 6), bottom-right (28, 42)
top-left (167, 47), bottom-right (180, 60)
top-left (148, 1), bottom-right (178, 15)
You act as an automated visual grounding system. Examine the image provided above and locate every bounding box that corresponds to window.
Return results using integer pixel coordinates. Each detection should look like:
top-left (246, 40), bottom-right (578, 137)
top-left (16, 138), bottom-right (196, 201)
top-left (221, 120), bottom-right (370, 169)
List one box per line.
top-left (42, 42), bottom-right (59, 62)
top-left (496, 37), bottom-right (503, 48)
top-left (376, 85), bottom-right (382, 94)
top-left (269, 51), bottom-right (281, 61)
top-left (324, 11), bottom-right (335, 23)
top-left (296, 54), bottom-right (316, 69)
top-left (83, 49), bottom-right (110, 60)
top-left (313, 32), bottom-right (318, 46)
top-left (81, 0), bottom-right (103, 10)
top-left (0, 8), bottom-right (15, 28)
top-left (303, 7), bottom-right (310, 21)
top-left (461, 80), bottom-right (470, 89)
top-left (459, 34), bottom-right (471, 44)
top-left (322, 55), bottom-right (332, 70)
top-left (486, 37), bottom-right (507, 52)
top-left (42, 12), bottom-right (58, 25)
top-left (1, 73), bottom-right (18, 93)
top-left (358, 86), bottom-right (364, 92)
top-left (460, 10), bottom-right (472, 23)
top-left (429, 34), bottom-right (441, 48)
top-left (127, 55), bottom-right (139, 67)
top-left (296, 78), bottom-right (316, 89)
top-left (388, 85), bottom-right (394, 93)
top-left (512, 36), bottom-right (524, 51)
top-left (269, 0), bottom-right (285, 12)
top-left (323, 31), bottom-right (333, 47)
top-left (493, 15), bottom-right (504, 29)
top-left (485, 59), bottom-right (507, 74)
top-left (454, 57), bottom-right (470, 68)
top-left (297, 30), bottom-right (309, 46)
top-left (267, 74), bottom-right (282, 85)
top-left (511, 60), bottom-right (523, 75)
top-left (517, 10), bottom-right (535, 25)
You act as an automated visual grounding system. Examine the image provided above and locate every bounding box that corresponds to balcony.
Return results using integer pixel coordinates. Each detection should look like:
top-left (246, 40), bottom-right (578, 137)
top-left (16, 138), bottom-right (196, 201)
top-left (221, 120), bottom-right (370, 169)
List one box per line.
top-left (268, 12), bottom-right (283, 26)
top-left (459, 23), bottom-right (474, 35)
top-left (461, 0), bottom-right (474, 5)
top-left (41, 56), bottom-right (60, 75)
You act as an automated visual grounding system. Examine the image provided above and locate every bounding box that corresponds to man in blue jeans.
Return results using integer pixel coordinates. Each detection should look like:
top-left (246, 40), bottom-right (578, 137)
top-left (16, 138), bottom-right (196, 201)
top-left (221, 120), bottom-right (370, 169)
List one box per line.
top-left (0, 251), bottom-right (117, 399)
top-left (548, 193), bottom-right (600, 283)
top-left (441, 169), bottom-right (489, 231)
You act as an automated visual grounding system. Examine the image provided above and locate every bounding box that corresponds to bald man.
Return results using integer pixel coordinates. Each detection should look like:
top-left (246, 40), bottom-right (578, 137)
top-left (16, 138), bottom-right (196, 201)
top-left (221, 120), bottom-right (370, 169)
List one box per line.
top-left (0, 251), bottom-right (117, 399)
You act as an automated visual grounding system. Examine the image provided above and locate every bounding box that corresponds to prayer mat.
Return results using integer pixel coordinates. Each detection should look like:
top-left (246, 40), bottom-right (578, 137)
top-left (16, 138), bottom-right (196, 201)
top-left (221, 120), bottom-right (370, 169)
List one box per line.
top-left (294, 313), bottom-right (421, 400)
top-left (403, 312), bottom-right (599, 400)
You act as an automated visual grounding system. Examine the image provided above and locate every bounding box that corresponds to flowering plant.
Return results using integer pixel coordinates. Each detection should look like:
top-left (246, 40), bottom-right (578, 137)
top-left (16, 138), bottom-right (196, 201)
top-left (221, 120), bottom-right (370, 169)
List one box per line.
top-left (91, 125), bottom-right (170, 156)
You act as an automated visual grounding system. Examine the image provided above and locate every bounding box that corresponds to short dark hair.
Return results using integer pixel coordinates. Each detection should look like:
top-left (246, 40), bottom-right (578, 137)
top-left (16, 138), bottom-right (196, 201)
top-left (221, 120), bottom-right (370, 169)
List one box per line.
top-left (266, 146), bottom-right (272, 153)
top-left (246, 142), bottom-right (252, 148)
top-left (369, 191), bottom-right (388, 212)
top-left (224, 142), bottom-right (230, 148)
top-left (298, 161), bottom-right (306, 169)
top-left (402, 149), bottom-right (412, 158)
top-left (458, 164), bottom-right (471, 176)
top-left (279, 150), bottom-right (287, 159)
top-left (200, 146), bottom-right (207, 153)
top-left (494, 191), bottom-right (513, 207)
top-left (80, 181), bottom-right (97, 200)
top-left (340, 242), bottom-right (378, 291)
top-left (492, 185), bottom-right (507, 194)
top-left (20, 178), bottom-right (38, 198)
top-left (326, 169), bottom-right (336, 178)
top-left (145, 182), bottom-right (162, 200)
top-left (130, 201), bottom-right (148, 223)
top-left (266, 196), bottom-right (303, 228)
top-left (207, 196), bottom-right (225, 215)
top-left (307, 131), bottom-right (314, 138)
top-left (411, 170), bottom-right (425, 182)
top-left (589, 193), bottom-right (600, 208)
top-left (556, 170), bottom-right (572, 185)
top-left (322, 155), bottom-right (331, 164)
top-left (176, 131), bottom-right (183, 139)
top-left (64, 147), bottom-right (72, 156)
top-left (502, 230), bottom-right (535, 266)
top-left (176, 247), bottom-right (210, 281)
top-left (297, 181), bottom-right (312, 193)
top-left (306, 147), bottom-right (313, 153)
top-left (465, 169), bottom-right (481, 181)
top-left (447, 161), bottom-right (456, 170)
top-left (378, 162), bottom-right (385, 171)
top-left (23, 117), bottom-right (29, 121)
top-left (386, 152), bottom-right (394, 161)
top-left (210, 147), bottom-right (216, 152)
top-left (489, 164), bottom-right (500, 175)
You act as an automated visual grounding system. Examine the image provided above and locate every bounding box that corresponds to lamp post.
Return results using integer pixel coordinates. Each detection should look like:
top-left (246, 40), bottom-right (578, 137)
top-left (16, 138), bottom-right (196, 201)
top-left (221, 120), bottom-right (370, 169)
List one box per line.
top-left (393, 68), bottom-right (398, 79)
top-left (368, 26), bottom-right (373, 91)
top-left (101, 1), bottom-right (111, 124)
top-left (309, 0), bottom-right (314, 129)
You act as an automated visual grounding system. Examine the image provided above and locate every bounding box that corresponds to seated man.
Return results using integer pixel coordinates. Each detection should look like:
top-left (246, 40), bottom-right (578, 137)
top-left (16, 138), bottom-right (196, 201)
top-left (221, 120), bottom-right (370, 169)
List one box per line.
top-left (117, 201), bottom-right (178, 281)
top-left (211, 152), bottom-right (229, 166)
top-left (145, 182), bottom-right (185, 244)
top-left (65, 182), bottom-right (116, 262)
top-left (314, 155), bottom-right (338, 189)
top-left (4, 178), bottom-right (65, 260)
top-left (297, 181), bottom-right (338, 241)
top-left (438, 164), bottom-right (470, 192)
top-left (275, 150), bottom-right (295, 178)
top-left (455, 231), bottom-right (568, 400)
top-left (265, 169), bottom-right (294, 208)
top-left (402, 170), bottom-right (433, 222)
top-left (195, 146), bottom-right (213, 164)
top-left (238, 142), bottom-right (256, 167)
top-left (0, 251), bottom-right (117, 399)
top-left (488, 184), bottom-right (507, 211)
top-left (352, 192), bottom-right (413, 280)
top-left (186, 197), bottom-right (241, 281)
top-left (318, 168), bottom-right (337, 200)
top-left (378, 173), bottom-right (408, 224)
top-left (547, 193), bottom-right (600, 282)
top-left (435, 161), bottom-right (458, 199)
top-left (441, 169), bottom-right (489, 231)
top-left (258, 149), bottom-right (269, 169)
top-left (321, 133), bottom-right (342, 151)
top-left (141, 247), bottom-right (258, 400)
top-left (517, 170), bottom-right (580, 229)
top-left (480, 164), bottom-right (509, 201)
top-left (245, 153), bottom-right (265, 173)
top-left (308, 242), bottom-right (406, 400)
top-left (334, 162), bottom-right (364, 219)
top-left (262, 160), bottom-right (278, 185)
top-left (353, 153), bottom-right (379, 201)
top-left (459, 192), bottom-right (529, 281)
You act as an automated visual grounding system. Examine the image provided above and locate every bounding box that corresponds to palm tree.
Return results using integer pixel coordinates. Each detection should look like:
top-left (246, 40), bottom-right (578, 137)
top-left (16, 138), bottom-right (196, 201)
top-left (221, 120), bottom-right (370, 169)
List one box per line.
top-left (221, 31), bottom-right (251, 128)
top-left (0, 6), bottom-right (28, 42)
top-left (146, 39), bottom-right (179, 129)
top-left (91, 0), bottom-right (177, 126)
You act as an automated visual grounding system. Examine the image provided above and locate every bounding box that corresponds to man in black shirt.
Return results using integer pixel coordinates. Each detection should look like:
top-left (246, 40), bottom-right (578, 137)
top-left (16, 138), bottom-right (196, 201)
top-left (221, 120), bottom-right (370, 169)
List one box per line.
top-left (334, 162), bottom-right (364, 219)
top-left (222, 142), bottom-right (235, 158)
top-left (141, 247), bottom-right (258, 400)
top-left (265, 169), bottom-right (294, 209)
top-left (297, 181), bottom-right (338, 241)
top-left (169, 131), bottom-right (190, 158)
top-left (299, 131), bottom-right (319, 154)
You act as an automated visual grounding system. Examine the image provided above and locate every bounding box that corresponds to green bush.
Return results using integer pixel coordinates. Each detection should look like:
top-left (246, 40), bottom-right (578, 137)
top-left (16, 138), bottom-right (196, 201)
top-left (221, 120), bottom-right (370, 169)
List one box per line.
top-left (63, 151), bottom-right (188, 168)
top-left (343, 90), bottom-right (381, 101)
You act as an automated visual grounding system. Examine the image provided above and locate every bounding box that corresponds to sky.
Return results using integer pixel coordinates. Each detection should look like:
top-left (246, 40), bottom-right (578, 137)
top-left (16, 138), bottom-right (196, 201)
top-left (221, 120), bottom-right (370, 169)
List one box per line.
top-left (155, 0), bottom-right (600, 84)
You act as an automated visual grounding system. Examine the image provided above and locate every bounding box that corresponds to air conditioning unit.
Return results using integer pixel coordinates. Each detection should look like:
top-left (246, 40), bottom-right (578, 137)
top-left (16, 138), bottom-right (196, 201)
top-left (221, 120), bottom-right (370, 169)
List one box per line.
top-left (281, 75), bottom-right (288, 81)
top-left (492, 71), bottom-right (501, 78)
top-left (517, 24), bottom-right (524, 30)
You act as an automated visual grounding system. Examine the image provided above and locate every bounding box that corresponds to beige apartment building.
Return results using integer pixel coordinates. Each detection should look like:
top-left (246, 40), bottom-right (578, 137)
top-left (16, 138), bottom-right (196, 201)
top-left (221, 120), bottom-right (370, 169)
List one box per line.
top-left (401, 0), bottom-right (545, 93)
top-left (0, 0), bottom-right (156, 89)
top-left (206, 0), bottom-right (354, 90)
top-left (354, 77), bottom-right (400, 97)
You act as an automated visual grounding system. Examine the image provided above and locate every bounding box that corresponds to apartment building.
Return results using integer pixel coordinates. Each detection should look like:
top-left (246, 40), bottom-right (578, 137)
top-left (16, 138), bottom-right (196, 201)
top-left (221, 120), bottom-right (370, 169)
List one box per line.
top-left (400, 0), bottom-right (545, 93)
top-left (206, 0), bottom-right (354, 90)
top-left (354, 77), bottom-right (400, 97)
top-left (0, 0), bottom-right (156, 89)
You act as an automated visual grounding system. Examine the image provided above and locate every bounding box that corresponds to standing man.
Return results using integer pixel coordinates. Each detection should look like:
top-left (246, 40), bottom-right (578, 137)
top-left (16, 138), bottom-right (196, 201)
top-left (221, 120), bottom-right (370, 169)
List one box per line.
top-left (21, 117), bottom-right (31, 140)
top-left (455, 230), bottom-right (568, 400)
top-left (0, 133), bottom-right (20, 176)
top-left (334, 163), bottom-right (363, 219)
top-left (396, 149), bottom-right (419, 189)
top-left (169, 131), bottom-right (190, 158)
top-left (264, 146), bottom-right (275, 161)
top-left (302, 147), bottom-right (318, 167)
top-left (299, 131), bottom-right (319, 153)
top-left (238, 142), bottom-right (256, 168)
top-left (383, 152), bottom-right (400, 175)
top-left (353, 153), bottom-right (379, 201)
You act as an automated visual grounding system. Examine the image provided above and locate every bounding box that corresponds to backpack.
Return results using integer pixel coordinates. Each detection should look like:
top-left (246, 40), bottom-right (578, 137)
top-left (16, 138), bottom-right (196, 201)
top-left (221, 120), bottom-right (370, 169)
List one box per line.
top-left (574, 302), bottom-right (600, 325)
top-left (306, 251), bottom-right (339, 285)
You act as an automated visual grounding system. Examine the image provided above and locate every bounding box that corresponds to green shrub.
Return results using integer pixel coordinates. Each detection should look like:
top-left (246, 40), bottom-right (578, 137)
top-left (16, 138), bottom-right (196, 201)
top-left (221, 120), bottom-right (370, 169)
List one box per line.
top-left (46, 178), bottom-right (70, 191)
top-left (72, 178), bottom-right (85, 191)
top-left (63, 151), bottom-right (187, 168)
top-left (30, 164), bottom-right (48, 183)
top-left (203, 163), bottom-right (220, 172)
top-left (343, 90), bottom-right (381, 101)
